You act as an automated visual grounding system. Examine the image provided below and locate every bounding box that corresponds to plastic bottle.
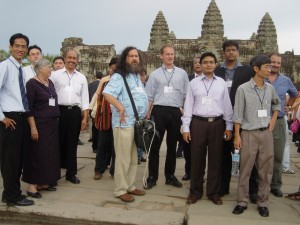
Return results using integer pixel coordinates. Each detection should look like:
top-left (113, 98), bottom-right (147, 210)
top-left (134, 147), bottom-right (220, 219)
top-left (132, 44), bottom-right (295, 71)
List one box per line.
top-left (231, 149), bottom-right (240, 176)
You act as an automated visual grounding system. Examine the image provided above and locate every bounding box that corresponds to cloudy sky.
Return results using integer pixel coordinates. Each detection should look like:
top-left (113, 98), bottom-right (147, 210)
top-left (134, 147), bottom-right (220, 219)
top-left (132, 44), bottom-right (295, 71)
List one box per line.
top-left (1, 0), bottom-right (299, 55)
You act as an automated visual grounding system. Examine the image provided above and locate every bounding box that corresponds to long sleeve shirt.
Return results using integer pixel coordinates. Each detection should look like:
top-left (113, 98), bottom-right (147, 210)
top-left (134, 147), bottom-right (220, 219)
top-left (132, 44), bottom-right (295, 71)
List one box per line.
top-left (182, 74), bottom-right (233, 132)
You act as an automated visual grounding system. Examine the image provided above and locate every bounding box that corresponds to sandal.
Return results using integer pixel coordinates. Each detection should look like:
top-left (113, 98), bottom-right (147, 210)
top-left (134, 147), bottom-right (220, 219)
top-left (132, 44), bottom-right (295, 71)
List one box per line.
top-left (285, 192), bottom-right (300, 201)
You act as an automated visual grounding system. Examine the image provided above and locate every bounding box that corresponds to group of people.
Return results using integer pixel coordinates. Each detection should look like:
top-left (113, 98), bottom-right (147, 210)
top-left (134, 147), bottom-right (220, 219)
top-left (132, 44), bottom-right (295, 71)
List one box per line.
top-left (0, 33), bottom-right (89, 206)
top-left (0, 33), bottom-right (299, 216)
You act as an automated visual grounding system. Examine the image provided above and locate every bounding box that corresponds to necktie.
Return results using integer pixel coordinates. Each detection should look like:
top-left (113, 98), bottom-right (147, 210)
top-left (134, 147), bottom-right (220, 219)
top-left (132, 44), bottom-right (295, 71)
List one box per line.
top-left (18, 67), bottom-right (29, 111)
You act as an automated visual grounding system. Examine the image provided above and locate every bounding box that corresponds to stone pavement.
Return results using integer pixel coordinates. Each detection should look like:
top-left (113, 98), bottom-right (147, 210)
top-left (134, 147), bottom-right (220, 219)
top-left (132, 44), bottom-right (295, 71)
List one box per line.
top-left (0, 130), bottom-right (299, 225)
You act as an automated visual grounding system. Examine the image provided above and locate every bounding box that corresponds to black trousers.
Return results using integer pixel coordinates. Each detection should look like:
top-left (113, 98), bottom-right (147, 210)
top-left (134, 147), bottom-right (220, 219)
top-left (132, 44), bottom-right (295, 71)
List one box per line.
top-left (177, 135), bottom-right (191, 176)
top-left (0, 112), bottom-right (29, 203)
top-left (91, 119), bottom-right (98, 151)
top-left (59, 106), bottom-right (81, 178)
top-left (94, 128), bottom-right (114, 174)
top-left (148, 105), bottom-right (182, 181)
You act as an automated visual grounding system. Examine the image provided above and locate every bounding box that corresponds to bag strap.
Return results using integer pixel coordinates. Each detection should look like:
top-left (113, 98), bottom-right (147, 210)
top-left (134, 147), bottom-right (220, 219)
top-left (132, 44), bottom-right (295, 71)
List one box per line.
top-left (121, 75), bottom-right (139, 121)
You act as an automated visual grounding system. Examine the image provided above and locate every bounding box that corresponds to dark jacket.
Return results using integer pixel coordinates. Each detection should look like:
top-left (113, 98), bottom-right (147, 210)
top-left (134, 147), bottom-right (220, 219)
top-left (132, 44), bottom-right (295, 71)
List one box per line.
top-left (214, 65), bottom-right (253, 106)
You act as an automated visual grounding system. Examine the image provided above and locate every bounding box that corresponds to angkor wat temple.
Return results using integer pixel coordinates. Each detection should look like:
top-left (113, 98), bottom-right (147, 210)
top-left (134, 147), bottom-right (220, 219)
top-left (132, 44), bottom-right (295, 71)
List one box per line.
top-left (60, 0), bottom-right (300, 87)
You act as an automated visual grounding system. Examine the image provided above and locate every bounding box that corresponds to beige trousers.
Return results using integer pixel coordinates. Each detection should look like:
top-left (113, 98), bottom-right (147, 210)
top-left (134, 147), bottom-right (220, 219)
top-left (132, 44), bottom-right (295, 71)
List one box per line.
top-left (113, 127), bottom-right (138, 197)
top-left (237, 130), bottom-right (274, 207)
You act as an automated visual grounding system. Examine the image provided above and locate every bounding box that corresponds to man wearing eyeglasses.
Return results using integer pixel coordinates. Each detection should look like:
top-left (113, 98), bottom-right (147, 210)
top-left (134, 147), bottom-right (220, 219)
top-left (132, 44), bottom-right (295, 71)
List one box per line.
top-left (23, 45), bottom-right (43, 82)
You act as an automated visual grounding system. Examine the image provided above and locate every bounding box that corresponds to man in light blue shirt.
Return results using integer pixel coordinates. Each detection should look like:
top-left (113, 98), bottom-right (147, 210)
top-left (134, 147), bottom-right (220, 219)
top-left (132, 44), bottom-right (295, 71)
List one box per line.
top-left (103, 46), bottom-right (148, 203)
top-left (0, 33), bottom-right (34, 206)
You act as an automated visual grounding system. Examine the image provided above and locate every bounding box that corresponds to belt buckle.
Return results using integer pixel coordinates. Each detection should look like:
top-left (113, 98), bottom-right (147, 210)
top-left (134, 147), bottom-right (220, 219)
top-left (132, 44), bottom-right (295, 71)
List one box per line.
top-left (67, 106), bottom-right (72, 110)
top-left (208, 117), bottom-right (214, 122)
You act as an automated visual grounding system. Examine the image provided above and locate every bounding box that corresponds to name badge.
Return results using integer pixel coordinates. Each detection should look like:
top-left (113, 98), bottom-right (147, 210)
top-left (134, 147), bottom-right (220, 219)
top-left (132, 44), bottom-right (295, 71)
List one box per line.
top-left (164, 86), bottom-right (173, 94)
top-left (202, 96), bottom-right (212, 105)
top-left (226, 80), bottom-right (232, 88)
top-left (257, 109), bottom-right (267, 118)
top-left (49, 98), bottom-right (55, 106)
top-left (136, 87), bottom-right (143, 93)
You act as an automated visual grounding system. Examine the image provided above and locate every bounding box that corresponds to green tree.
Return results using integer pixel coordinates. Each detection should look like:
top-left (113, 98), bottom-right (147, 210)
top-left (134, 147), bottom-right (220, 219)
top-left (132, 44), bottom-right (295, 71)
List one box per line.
top-left (0, 49), bottom-right (9, 62)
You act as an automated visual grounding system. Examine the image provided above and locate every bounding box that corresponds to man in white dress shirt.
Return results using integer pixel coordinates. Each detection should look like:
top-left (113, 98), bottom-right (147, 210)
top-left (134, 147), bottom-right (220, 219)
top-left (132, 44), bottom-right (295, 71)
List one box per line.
top-left (23, 45), bottom-right (42, 82)
top-left (50, 49), bottom-right (89, 184)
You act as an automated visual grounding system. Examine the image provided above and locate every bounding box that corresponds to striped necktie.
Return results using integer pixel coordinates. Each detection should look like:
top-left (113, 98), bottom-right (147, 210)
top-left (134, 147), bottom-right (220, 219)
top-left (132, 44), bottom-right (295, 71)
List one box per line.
top-left (18, 67), bottom-right (29, 111)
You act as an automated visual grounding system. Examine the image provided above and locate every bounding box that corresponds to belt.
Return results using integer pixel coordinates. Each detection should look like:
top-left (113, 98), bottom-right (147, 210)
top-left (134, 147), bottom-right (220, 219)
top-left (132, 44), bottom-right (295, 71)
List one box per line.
top-left (277, 116), bottom-right (284, 119)
top-left (244, 127), bottom-right (268, 131)
top-left (192, 115), bottom-right (223, 122)
top-left (59, 105), bottom-right (79, 110)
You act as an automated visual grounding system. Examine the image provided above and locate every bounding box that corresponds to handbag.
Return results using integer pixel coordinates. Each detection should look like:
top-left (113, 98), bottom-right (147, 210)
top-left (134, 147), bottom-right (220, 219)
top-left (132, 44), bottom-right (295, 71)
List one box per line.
top-left (290, 119), bottom-right (299, 133)
top-left (122, 75), bottom-right (158, 152)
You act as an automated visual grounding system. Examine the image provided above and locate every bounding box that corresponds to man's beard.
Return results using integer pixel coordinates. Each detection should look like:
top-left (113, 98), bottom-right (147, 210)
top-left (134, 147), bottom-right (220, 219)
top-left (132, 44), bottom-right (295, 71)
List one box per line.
top-left (126, 63), bottom-right (143, 74)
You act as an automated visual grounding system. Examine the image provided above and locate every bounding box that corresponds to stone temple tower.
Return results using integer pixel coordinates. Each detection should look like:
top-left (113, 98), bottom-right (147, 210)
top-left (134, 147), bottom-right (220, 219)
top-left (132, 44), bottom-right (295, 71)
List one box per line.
top-left (256, 12), bottom-right (278, 54)
top-left (148, 11), bottom-right (170, 53)
top-left (198, 0), bottom-right (224, 57)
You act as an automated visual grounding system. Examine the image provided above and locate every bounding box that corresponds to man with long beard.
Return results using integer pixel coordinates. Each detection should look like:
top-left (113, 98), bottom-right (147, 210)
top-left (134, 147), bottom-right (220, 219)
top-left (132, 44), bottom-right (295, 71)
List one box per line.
top-left (103, 46), bottom-right (148, 202)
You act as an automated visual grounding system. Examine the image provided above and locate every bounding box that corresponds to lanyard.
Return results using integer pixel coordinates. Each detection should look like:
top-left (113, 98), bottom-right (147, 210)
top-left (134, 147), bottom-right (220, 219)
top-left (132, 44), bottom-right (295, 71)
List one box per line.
top-left (66, 71), bottom-right (75, 86)
top-left (8, 58), bottom-right (20, 71)
top-left (254, 86), bottom-right (266, 109)
top-left (202, 77), bottom-right (214, 96)
top-left (162, 67), bottom-right (175, 87)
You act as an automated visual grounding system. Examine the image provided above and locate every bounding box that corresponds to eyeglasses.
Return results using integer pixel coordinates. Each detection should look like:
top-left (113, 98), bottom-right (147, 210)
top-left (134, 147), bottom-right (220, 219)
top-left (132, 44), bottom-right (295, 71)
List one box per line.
top-left (29, 52), bottom-right (41, 57)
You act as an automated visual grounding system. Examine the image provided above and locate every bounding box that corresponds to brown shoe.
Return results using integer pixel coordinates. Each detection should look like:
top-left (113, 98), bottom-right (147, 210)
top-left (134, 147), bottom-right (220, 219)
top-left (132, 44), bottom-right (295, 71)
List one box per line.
top-left (209, 196), bottom-right (223, 205)
top-left (128, 189), bottom-right (145, 196)
top-left (117, 193), bottom-right (135, 202)
top-left (94, 172), bottom-right (102, 180)
top-left (187, 193), bottom-right (201, 204)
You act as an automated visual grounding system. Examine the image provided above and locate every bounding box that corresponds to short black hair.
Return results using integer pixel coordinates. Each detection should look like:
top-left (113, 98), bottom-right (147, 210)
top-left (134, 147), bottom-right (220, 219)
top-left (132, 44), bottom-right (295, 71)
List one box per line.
top-left (28, 45), bottom-right (42, 54)
top-left (53, 56), bottom-right (65, 63)
top-left (200, 52), bottom-right (217, 64)
top-left (95, 71), bottom-right (103, 79)
top-left (222, 40), bottom-right (239, 52)
top-left (250, 55), bottom-right (271, 72)
top-left (9, 33), bottom-right (29, 47)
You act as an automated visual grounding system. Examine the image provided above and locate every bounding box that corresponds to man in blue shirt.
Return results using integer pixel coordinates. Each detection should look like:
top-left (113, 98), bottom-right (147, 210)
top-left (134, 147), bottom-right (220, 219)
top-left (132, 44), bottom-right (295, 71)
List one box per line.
top-left (103, 46), bottom-right (148, 203)
top-left (267, 53), bottom-right (298, 197)
top-left (0, 33), bottom-right (34, 206)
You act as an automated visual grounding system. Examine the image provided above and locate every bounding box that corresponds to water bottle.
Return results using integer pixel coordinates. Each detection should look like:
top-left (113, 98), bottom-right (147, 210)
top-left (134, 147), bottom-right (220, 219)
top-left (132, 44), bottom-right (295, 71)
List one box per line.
top-left (231, 149), bottom-right (240, 176)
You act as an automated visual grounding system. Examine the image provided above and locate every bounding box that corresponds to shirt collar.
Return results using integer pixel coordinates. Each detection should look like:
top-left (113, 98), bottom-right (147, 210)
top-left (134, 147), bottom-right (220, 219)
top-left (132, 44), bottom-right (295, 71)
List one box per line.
top-left (249, 78), bottom-right (267, 89)
top-left (9, 56), bottom-right (22, 67)
top-left (63, 67), bottom-right (77, 76)
top-left (199, 73), bottom-right (217, 81)
top-left (221, 60), bottom-right (243, 69)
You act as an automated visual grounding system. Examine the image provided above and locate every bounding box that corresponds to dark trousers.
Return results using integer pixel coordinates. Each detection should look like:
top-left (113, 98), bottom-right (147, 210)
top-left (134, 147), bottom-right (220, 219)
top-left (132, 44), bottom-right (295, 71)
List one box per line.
top-left (148, 105), bottom-right (182, 181)
top-left (95, 128), bottom-right (114, 174)
top-left (177, 135), bottom-right (191, 176)
top-left (92, 119), bottom-right (98, 151)
top-left (0, 112), bottom-right (29, 203)
top-left (190, 118), bottom-right (224, 198)
top-left (59, 106), bottom-right (81, 178)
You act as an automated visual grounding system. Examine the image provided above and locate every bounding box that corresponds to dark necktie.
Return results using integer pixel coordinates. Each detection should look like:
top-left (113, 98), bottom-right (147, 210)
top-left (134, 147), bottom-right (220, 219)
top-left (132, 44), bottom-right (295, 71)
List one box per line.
top-left (18, 67), bottom-right (29, 111)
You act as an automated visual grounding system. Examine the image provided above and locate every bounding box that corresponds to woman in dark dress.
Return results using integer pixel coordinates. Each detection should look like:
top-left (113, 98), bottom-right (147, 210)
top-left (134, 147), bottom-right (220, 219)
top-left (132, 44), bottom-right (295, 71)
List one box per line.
top-left (22, 58), bottom-right (60, 198)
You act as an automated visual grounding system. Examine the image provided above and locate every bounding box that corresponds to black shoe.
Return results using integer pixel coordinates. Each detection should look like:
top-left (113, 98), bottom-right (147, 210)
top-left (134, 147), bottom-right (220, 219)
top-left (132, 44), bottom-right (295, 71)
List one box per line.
top-left (166, 175), bottom-right (182, 188)
top-left (271, 189), bottom-right (283, 197)
top-left (2, 194), bottom-right (27, 203)
top-left (7, 198), bottom-right (34, 207)
top-left (232, 205), bottom-right (247, 215)
top-left (88, 138), bottom-right (92, 142)
top-left (78, 140), bottom-right (84, 145)
top-left (258, 207), bottom-right (269, 217)
top-left (66, 176), bottom-right (80, 184)
top-left (93, 149), bottom-right (97, 153)
top-left (38, 186), bottom-right (57, 191)
top-left (144, 177), bottom-right (156, 190)
top-left (140, 157), bottom-right (147, 162)
top-left (27, 191), bottom-right (42, 198)
top-left (182, 174), bottom-right (190, 181)
top-left (250, 194), bottom-right (258, 204)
